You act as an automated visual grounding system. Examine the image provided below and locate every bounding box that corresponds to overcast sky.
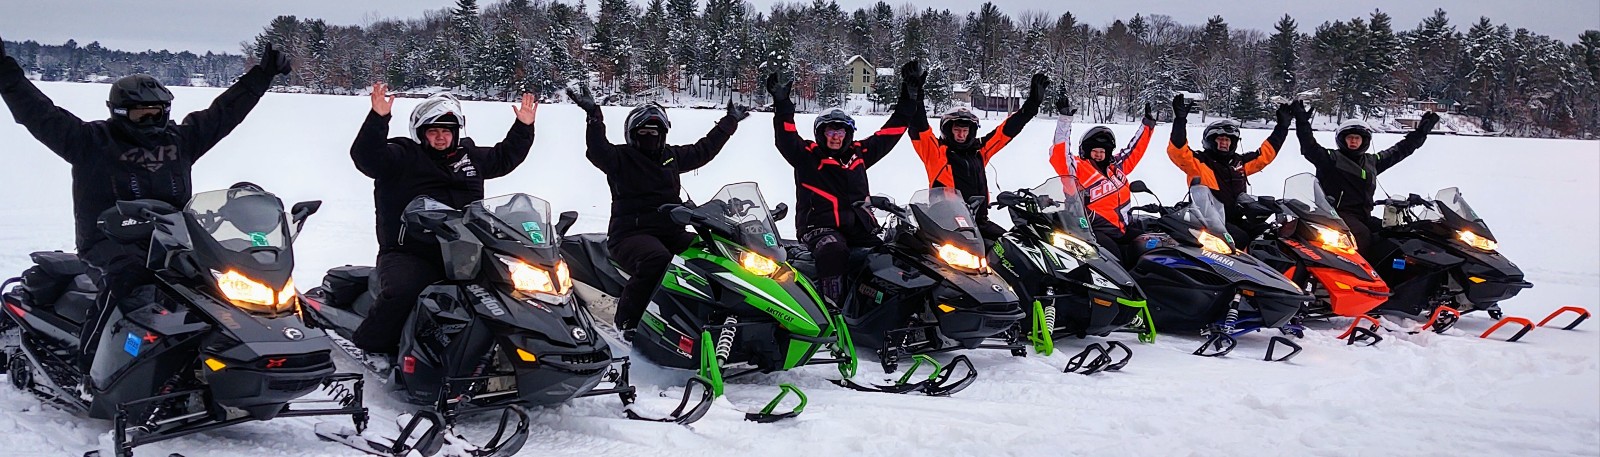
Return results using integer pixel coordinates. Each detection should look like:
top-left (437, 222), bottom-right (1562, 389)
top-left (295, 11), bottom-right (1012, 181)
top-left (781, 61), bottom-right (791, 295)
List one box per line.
top-left (1, 0), bottom-right (1595, 55)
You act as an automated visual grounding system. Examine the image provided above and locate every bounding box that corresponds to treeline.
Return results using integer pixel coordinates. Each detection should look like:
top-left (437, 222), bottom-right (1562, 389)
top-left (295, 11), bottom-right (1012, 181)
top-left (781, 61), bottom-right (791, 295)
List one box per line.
top-left (5, 1), bottom-right (1599, 139)
top-left (1, 39), bottom-right (246, 88)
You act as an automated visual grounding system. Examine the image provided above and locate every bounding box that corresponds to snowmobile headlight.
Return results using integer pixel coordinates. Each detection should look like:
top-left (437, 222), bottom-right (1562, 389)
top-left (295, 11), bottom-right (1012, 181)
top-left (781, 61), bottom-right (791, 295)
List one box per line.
top-left (212, 269), bottom-right (295, 313)
top-left (1190, 229), bottom-right (1234, 255)
top-left (1309, 223), bottom-right (1358, 255)
top-left (739, 251), bottom-right (780, 276)
top-left (1050, 231), bottom-right (1098, 258)
top-left (1457, 230), bottom-right (1498, 251)
top-left (497, 255), bottom-right (566, 295)
top-left (936, 243), bottom-right (987, 272)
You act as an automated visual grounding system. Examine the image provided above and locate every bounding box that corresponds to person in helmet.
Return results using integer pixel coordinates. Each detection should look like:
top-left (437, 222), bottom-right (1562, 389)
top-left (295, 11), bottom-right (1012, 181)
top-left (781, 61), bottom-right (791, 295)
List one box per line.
top-left (1047, 98), bottom-right (1157, 256)
top-left (567, 84), bottom-right (749, 333)
top-left (348, 83), bottom-right (539, 353)
top-left (765, 61), bottom-right (916, 304)
top-left (1293, 101), bottom-right (1439, 259)
top-left (0, 38), bottom-right (292, 362)
top-left (907, 72), bottom-right (1048, 240)
top-left (1165, 94), bottom-right (1293, 244)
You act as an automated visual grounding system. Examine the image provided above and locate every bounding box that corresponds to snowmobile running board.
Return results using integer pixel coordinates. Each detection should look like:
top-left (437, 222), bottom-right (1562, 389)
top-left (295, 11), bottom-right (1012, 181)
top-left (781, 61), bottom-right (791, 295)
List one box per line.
top-left (113, 373), bottom-right (369, 457)
top-left (1537, 306), bottom-right (1591, 330)
top-left (1063, 341), bottom-right (1132, 374)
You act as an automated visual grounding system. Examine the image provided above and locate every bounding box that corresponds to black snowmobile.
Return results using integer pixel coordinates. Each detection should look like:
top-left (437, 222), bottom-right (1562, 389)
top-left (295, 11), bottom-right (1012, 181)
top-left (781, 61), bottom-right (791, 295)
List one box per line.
top-left (300, 194), bottom-right (697, 457)
top-left (1364, 187), bottom-right (1587, 341)
top-left (988, 176), bottom-right (1153, 374)
top-left (819, 187), bottom-right (1022, 376)
top-left (0, 184), bottom-right (366, 457)
top-left (1124, 180), bottom-right (1313, 361)
top-left (564, 182), bottom-right (960, 422)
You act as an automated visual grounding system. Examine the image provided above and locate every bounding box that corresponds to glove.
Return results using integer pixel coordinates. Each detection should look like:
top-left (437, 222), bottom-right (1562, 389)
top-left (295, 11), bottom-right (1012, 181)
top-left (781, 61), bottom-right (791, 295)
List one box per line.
top-left (1143, 102), bottom-right (1155, 121)
top-left (1171, 94), bottom-right (1195, 121)
top-left (726, 98), bottom-right (750, 121)
top-left (1290, 100), bottom-right (1312, 123)
top-left (764, 73), bottom-right (793, 105)
top-left (1024, 73), bottom-right (1049, 109)
top-left (900, 60), bottom-right (926, 102)
top-left (1418, 111), bottom-right (1440, 132)
top-left (259, 43), bottom-right (292, 75)
top-left (1275, 103), bottom-right (1293, 124)
top-left (0, 35), bottom-right (7, 60)
top-left (1054, 96), bottom-right (1076, 116)
top-left (566, 85), bottom-right (601, 120)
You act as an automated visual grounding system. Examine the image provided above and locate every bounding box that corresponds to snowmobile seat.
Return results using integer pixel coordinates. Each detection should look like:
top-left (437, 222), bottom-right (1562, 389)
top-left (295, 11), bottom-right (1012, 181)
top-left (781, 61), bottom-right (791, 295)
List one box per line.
top-left (321, 265), bottom-right (374, 310)
top-left (53, 275), bottom-right (99, 324)
top-left (21, 251), bottom-right (89, 305)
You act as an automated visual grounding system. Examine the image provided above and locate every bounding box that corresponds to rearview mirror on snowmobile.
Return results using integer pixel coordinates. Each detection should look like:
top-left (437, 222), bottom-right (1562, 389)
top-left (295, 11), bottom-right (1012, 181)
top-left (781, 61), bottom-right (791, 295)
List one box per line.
top-left (864, 195), bottom-right (907, 218)
top-left (291, 200), bottom-right (322, 225)
top-left (1129, 180), bottom-right (1152, 195)
top-left (993, 191), bottom-right (1023, 208)
top-left (770, 203), bottom-right (789, 222)
top-left (556, 211), bottom-right (579, 237)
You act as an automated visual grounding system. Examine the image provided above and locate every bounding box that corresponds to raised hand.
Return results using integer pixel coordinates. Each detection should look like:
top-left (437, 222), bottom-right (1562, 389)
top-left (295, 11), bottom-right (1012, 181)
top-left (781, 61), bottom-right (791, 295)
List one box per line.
top-left (1054, 96), bottom-right (1076, 116)
top-left (1290, 100), bottom-right (1312, 123)
top-left (1144, 102), bottom-right (1155, 121)
top-left (726, 97), bottom-right (750, 121)
top-left (566, 85), bottom-right (599, 118)
top-left (1171, 94), bottom-right (1196, 121)
top-left (1418, 111), bottom-right (1441, 132)
top-left (901, 59), bottom-right (927, 99)
top-left (764, 73), bottom-right (793, 103)
top-left (1275, 102), bottom-right (1293, 124)
top-left (513, 92), bottom-right (538, 125)
top-left (370, 82), bottom-right (396, 116)
top-left (260, 43), bottom-right (292, 75)
top-left (0, 34), bottom-right (8, 60)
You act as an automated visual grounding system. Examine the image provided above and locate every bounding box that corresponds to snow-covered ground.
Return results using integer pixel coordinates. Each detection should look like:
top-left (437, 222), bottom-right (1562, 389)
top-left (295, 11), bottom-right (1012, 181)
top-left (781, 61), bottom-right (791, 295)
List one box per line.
top-left (0, 82), bottom-right (1595, 456)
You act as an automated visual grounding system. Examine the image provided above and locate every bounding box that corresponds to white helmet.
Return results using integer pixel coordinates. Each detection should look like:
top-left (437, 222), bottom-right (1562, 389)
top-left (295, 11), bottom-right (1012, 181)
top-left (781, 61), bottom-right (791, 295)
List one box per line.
top-left (409, 93), bottom-right (466, 148)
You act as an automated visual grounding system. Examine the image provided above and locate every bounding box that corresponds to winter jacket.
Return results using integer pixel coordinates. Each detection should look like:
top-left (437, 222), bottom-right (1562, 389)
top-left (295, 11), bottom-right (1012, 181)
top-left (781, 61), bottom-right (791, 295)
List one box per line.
top-left (1296, 118), bottom-right (1429, 216)
top-left (1048, 116), bottom-right (1156, 232)
top-left (775, 102), bottom-right (909, 239)
top-left (351, 110), bottom-right (533, 249)
top-left (1166, 119), bottom-right (1287, 213)
top-left (588, 114), bottom-right (740, 238)
top-left (907, 104), bottom-right (1037, 219)
top-left (0, 56), bottom-right (276, 251)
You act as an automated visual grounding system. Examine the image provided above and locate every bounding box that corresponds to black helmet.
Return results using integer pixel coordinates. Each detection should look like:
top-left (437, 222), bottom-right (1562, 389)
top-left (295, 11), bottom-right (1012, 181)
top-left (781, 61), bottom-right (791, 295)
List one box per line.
top-left (1334, 120), bottom-right (1374, 154)
top-left (1078, 126), bottom-right (1117, 160)
top-left (1202, 119), bottom-right (1242, 153)
top-left (813, 108), bottom-right (856, 149)
top-left (106, 74), bottom-right (174, 131)
top-left (939, 108), bottom-right (981, 148)
top-left (624, 103), bottom-right (671, 148)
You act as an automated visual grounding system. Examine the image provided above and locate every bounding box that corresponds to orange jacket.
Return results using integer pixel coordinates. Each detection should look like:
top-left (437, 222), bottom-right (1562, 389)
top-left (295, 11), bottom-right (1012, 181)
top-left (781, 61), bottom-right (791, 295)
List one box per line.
top-left (908, 106), bottom-right (1037, 206)
top-left (1165, 121), bottom-right (1286, 195)
top-left (1048, 116), bottom-right (1156, 230)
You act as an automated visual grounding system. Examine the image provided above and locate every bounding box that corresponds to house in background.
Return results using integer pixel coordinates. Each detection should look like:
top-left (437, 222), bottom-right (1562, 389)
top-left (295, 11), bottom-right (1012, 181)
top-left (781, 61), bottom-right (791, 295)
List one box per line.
top-left (845, 55), bottom-right (876, 95)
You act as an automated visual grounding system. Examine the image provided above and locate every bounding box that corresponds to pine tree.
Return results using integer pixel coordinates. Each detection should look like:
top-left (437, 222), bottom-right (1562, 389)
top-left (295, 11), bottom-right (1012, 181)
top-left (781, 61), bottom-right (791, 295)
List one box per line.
top-left (450, 0), bottom-right (486, 92)
top-left (1362, 11), bottom-right (1401, 116)
top-left (1231, 77), bottom-right (1267, 121)
top-left (1268, 15), bottom-right (1299, 96)
top-left (481, 17), bottom-right (525, 98)
top-left (591, 0), bottom-right (637, 91)
top-left (1463, 17), bottom-right (1510, 129)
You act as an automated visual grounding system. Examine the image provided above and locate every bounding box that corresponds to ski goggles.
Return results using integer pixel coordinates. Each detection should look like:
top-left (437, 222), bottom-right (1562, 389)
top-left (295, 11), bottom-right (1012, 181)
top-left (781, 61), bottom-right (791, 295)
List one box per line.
top-left (822, 126), bottom-right (849, 140)
top-left (634, 128), bottom-right (662, 137)
top-left (115, 104), bottom-right (171, 123)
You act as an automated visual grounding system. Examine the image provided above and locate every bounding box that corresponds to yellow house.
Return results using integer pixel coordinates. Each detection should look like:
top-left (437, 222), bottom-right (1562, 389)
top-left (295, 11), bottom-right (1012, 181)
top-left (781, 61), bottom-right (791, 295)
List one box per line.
top-left (845, 55), bottom-right (874, 94)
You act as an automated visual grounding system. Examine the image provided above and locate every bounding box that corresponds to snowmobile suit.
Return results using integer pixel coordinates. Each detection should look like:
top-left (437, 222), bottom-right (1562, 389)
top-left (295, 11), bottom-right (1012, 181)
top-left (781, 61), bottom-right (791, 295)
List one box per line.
top-left (588, 112), bottom-right (741, 329)
top-left (347, 109), bottom-right (535, 351)
top-left (1297, 117), bottom-right (1431, 259)
top-left (908, 105), bottom-right (1037, 240)
top-left (1048, 116), bottom-right (1156, 234)
top-left (0, 56), bottom-right (278, 357)
top-left (1167, 118), bottom-right (1288, 242)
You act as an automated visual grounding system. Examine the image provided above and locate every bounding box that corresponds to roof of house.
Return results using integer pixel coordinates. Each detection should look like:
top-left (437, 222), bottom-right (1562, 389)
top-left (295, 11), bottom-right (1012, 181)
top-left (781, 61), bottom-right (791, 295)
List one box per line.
top-left (844, 55), bottom-right (871, 67)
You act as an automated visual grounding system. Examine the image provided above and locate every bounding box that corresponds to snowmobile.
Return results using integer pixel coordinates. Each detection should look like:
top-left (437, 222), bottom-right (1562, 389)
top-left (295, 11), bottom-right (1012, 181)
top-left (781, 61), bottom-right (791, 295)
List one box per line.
top-left (0, 184), bottom-right (367, 457)
top-left (1124, 180), bottom-right (1313, 361)
top-left (300, 194), bottom-right (699, 457)
top-left (1361, 187), bottom-right (1588, 341)
top-left (987, 176), bottom-right (1153, 374)
top-left (1242, 173), bottom-right (1392, 345)
top-left (817, 187), bottom-right (1022, 377)
top-left (565, 182), bottom-right (961, 421)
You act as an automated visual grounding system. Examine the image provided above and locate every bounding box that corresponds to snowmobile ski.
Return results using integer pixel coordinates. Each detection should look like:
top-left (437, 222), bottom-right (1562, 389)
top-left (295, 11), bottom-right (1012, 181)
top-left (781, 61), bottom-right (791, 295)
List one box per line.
top-left (830, 354), bottom-right (977, 396)
top-left (316, 407), bottom-right (529, 457)
top-left (1062, 341), bottom-right (1133, 375)
top-left (1536, 306), bottom-right (1591, 331)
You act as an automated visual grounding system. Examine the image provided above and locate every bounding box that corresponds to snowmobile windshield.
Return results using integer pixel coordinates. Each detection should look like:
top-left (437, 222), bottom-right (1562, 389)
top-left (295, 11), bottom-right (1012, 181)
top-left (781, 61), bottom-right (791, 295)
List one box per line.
top-left (1434, 187), bottom-right (1481, 222)
top-left (186, 187), bottom-right (288, 252)
top-left (694, 182), bottom-right (786, 263)
top-left (1029, 176), bottom-right (1095, 241)
top-left (471, 193), bottom-right (556, 248)
top-left (910, 187), bottom-right (985, 253)
top-left (1282, 173), bottom-right (1347, 227)
top-left (1177, 183), bottom-right (1232, 242)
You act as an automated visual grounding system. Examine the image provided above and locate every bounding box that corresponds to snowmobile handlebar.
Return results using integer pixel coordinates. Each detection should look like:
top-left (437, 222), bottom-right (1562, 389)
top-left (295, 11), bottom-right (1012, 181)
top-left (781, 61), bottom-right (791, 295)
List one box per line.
top-left (857, 196), bottom-right (909, 219)
top-left (1375, 194), bottom-right (1434, 209)
top-left (1132, 203), bottom-right (1168, 216)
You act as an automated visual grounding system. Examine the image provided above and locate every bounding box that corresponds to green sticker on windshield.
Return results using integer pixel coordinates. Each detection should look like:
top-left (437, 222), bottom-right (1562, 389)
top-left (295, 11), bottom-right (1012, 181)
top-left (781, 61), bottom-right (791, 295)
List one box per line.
top-left (248, 232), bottom-right (270, 247)
top-left (1078, 217), bottom-right (1090, 229)
top-left (763, 233), bottom-right (777, 247)
top-left (522, 221), bottom-right (545, 244)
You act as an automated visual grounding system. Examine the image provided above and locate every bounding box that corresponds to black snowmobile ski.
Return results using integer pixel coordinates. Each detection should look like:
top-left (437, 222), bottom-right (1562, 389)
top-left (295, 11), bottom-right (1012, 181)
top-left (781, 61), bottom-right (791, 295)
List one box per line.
top-left (316, 408), bottom-right (528, 457)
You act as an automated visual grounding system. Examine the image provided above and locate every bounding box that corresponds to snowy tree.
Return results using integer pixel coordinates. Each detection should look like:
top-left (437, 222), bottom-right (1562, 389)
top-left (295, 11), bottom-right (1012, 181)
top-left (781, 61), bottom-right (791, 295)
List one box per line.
top-left (1268, 15), bottom-right (1299, 95)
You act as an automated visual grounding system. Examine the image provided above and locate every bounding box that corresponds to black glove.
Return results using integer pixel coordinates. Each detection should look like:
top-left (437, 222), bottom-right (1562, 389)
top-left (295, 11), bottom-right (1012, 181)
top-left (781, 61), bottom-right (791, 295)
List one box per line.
top-left (1290, 100), bottom-right (1312, 123)
top-left (1171, 94), bottom-right (1195, 122)
top-left (1418, 111), bottom-right (1440, 132)
top-left (764, 73), bottom-right (793, 104)
top-left (1275, 103), bottom-right (1293, 124)
top-left (1054, 96), bottom-right (1076, 116)
top-left (900, 60), bottom-right (926, 102)
top-left (1024, 73), bottom-right (1049, 109)
top-left (1143, 102), bottom-right (1155, 121)
top-left (259, 43), bottom-right (292, 75)
top-left (0, 35), bottom-right (8, 61)
top-left (566, 85), bottom-right (601, 120)
top-left (726, 98), bottom-right (750, 121)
